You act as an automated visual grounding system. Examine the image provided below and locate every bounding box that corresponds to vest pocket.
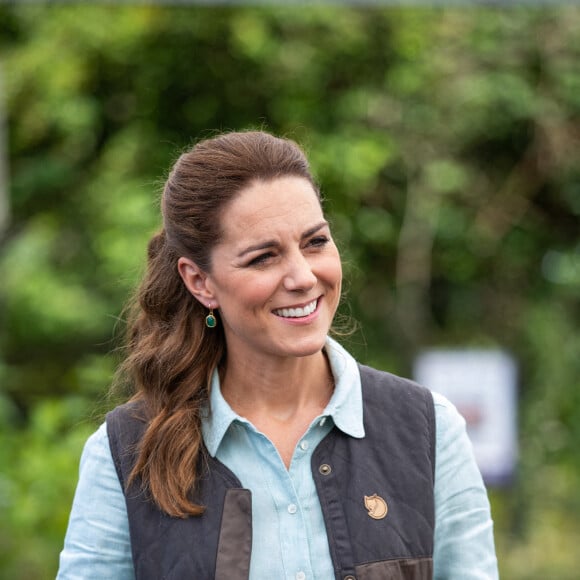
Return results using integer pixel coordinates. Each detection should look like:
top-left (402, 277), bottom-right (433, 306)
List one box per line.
top-left (215, 489), bottom-right (252, 580)
top-left (354, 557), bottom-right (433, 580)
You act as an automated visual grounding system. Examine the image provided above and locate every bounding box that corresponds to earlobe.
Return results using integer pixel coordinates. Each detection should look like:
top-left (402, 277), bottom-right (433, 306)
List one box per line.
top-left (177, 257), bottom-right (217, 306)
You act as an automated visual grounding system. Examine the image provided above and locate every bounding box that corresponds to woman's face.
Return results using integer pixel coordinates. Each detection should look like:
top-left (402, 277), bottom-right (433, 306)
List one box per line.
top-left (194, 176), bottom-right (342, 364)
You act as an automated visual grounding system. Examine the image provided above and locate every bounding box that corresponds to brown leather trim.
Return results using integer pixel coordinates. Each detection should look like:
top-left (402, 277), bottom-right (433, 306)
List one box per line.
top-left (215, 489), bottom-right (252, 580)
top-left (355, 557), bottom-right (433, 580)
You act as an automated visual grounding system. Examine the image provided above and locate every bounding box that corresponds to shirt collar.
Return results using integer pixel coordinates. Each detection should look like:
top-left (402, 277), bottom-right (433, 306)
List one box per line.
top-left (202, 371), bottom-right (239, 457)
top-left (323, 336), bottom-right (365, 439)
top-left (201, 336), bottom-right (365, 457)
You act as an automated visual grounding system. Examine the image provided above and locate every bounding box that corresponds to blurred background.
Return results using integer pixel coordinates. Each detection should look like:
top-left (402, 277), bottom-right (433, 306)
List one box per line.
top-left (0, 2), bottom-right (579, 578)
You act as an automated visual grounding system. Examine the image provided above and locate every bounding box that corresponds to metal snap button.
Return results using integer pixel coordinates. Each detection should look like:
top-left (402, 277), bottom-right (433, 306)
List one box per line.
top-left (319, 463), bottom-right (332, 475)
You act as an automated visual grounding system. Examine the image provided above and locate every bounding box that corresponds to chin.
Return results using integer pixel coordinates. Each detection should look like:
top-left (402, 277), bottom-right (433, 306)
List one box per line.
top-left (281, 335), bottom-right (328, 358)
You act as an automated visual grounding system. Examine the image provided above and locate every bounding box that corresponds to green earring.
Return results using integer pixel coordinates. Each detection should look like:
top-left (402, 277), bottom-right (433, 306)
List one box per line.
top-left (205, 306), bottom-right (217, 328)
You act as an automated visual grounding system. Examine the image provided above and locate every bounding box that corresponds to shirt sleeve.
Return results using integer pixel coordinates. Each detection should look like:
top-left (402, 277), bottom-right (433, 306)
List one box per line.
top-left (57, 422), bottom-right (135, 580)
top-left (432, 392), bottom-right (499, 579)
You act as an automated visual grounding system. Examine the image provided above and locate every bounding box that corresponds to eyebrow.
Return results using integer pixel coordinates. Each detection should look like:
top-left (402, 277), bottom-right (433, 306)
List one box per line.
top-left (237, 221), bottom-right (329, 258)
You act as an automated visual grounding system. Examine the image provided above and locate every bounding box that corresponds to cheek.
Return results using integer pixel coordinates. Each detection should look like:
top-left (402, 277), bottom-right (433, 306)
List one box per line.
top-left (323, 253), bottom-right (343, 288)
top-left (224, 273), bottom-right (279, 309)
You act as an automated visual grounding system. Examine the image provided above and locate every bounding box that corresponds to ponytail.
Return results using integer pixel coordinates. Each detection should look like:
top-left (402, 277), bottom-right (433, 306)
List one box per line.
top-left (119, 229), bottom-right (225, 517)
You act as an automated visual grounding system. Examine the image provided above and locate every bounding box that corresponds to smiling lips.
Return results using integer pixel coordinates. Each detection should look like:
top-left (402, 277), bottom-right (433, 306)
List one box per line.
top-left (273, 298), bottom-right (318, 319)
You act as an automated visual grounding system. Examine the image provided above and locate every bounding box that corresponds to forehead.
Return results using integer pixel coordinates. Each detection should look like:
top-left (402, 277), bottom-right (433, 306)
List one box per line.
top-left (220, 176), bottom-right (324, 240)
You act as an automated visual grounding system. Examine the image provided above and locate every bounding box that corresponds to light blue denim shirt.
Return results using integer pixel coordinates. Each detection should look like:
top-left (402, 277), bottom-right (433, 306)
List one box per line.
top-left (57, 338), bottom-right (498, 579)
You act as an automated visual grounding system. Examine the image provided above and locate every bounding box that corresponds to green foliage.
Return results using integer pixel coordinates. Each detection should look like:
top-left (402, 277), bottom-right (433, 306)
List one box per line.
top-left (0, 397), bottom-right (96, 579)
top-left (0, 3), bottom-right (579, 578)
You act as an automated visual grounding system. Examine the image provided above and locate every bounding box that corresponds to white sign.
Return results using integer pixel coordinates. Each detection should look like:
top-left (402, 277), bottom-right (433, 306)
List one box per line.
top-left (414, 349), bottom-right (518, 486)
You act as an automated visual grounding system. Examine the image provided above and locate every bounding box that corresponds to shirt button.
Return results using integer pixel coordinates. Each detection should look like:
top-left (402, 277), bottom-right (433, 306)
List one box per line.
top-left (319, 417), bottom-right (327, 427)
top-left (287, 503), bottom-right (297, 514)
top-left (300, 440), bottom-right (309, 451)
top-left (296, 572), bottom-right (306, 580)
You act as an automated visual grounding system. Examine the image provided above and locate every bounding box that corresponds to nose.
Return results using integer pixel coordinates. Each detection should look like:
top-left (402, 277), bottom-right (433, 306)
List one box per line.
top-left (283, 251), bottom-right (317, 292)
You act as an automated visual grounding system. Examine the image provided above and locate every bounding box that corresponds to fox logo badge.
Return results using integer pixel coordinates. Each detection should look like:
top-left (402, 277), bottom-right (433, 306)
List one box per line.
top-left (364, 494), bottom-right (388, 520)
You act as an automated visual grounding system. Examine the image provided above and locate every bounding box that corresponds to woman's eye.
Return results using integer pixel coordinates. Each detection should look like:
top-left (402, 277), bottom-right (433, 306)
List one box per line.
top-left (248, 252), bottom-right (273, 266)
top-left (308, 236), bottom-right (329, 248)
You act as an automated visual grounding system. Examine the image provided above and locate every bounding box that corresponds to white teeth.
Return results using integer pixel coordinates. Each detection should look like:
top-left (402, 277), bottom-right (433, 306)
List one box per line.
top-left (275, 299), bottom-right (317, 318)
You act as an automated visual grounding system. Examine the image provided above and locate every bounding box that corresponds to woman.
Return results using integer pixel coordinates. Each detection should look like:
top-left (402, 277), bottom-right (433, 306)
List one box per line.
top-left (58, 131), bottom-right (498, 579)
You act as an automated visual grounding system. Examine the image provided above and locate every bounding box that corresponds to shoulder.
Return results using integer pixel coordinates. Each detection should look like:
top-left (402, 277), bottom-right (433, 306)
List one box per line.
top-left (431, 391), bottom-right (468, 441)
top-left (357, 363), bottom-right (436, 466)
top-left (107, 399), bottom-right (148, 423)
top-left (106, 400), bottom-right (149, 443)
top-left (80, 421), bottom-right (111, 466)
top-left (431, 391), bottom-right (485, 503)
top-left (105, 400), bottom-right (150, 484)
top-left (74, 421), bottom-right (127, 498)
top-left (358, 362), bottom-right (425, 389)
top-left (358, 363), bottom-right (434, 411)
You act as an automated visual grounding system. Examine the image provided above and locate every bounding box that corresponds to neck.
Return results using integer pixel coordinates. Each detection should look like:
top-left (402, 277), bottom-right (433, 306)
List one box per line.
top-left (220, 349), bottom-right (334, 421)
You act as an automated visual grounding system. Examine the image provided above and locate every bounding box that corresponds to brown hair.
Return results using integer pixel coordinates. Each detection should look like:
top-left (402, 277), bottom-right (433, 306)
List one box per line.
top-left (119, 131), bottom-right (318, 517)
